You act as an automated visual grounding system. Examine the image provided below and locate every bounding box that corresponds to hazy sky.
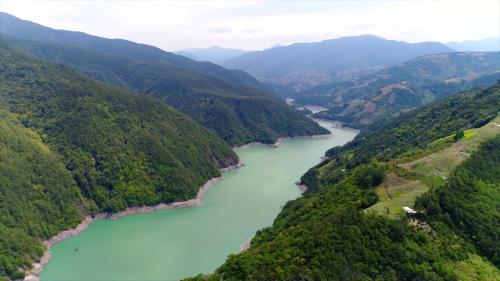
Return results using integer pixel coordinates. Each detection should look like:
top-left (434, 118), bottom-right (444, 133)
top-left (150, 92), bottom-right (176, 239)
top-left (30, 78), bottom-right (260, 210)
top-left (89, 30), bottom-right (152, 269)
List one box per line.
top-left (1, 0), bottom-right (499, 51)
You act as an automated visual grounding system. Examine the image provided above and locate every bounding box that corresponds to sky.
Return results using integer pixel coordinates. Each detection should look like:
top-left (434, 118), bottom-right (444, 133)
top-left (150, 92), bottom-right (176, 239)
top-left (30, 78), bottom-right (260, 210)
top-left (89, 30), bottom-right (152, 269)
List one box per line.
top-left (1, 0), bottom-right (499, 51)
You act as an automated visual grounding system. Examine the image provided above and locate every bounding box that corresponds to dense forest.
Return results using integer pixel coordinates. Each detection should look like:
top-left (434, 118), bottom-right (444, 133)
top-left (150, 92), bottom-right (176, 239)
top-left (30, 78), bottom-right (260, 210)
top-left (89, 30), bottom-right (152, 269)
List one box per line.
top-left (187, 84), bottom-right (500, 280)
top-left (294, 52), bottom-right (500, 128)
top-left (0, 40), bottom-right (240, 280)
top-left (0, 12), bottom-right (328, 146)
top-left (0, 110), bottom-right (84, 280)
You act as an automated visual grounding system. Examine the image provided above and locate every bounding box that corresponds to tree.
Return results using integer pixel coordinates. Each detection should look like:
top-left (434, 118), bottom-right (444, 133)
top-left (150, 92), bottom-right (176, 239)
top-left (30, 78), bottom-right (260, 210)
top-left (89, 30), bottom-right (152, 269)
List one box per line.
top-left (454, 129), bottom-right (465, 142)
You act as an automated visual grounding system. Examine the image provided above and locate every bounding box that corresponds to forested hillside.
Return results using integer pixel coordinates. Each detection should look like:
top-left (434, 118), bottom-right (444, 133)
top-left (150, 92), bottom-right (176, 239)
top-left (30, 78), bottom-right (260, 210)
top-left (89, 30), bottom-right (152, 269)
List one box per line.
top-left (0, 41), bottom-right (241, 280)
top-left (295, 52), bottom-right (500, 128)
top-left (0, 110), bottom-right (84, 280)
top-left (187, 83), bottom-right (500, 280)
top-left (0, 12), bottom-right (328, 145)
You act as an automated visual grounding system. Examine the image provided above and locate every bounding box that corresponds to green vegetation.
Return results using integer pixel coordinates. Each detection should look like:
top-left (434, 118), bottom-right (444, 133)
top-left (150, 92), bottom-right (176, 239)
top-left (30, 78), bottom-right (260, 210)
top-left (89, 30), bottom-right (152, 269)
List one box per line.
top-left (0, 43), bottom-right (238, 211)
top-left (0, 13), bottom-right (328, 145)
top-left (365, 172), bottom-right (429, 219)
top-left (451, 254), bottom-right (500, 281)
top-left (454, 129), bottom-right (465, 141)
top-left (7, 37), bottom-right (327, 146)
top-left (295, 52), bottom-right (500, 128)
top-left (367, 115), bottom-right (500, 219)
top-left (1, 12), bottom-right (499, 280)
top-left (187, 84), bottom-right (500, 280)
top-left (302, 83), bottom-right (500, 192)
top-left (187, 165), bottom-right (473, 280)
top-left (0, 109), bottom-right (84, 280)
top-left (416, 135), bottom-right (500, 267)
top-left (0, 41), bottom-right (239, 280)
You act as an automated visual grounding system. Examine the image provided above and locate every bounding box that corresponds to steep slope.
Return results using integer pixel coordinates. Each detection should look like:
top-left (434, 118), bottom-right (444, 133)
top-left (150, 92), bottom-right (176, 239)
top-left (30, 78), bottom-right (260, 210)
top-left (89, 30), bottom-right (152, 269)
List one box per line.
top-left (0, 12), bottom-right (328, 145)
top-left (0, 110), bottom-right (84, 280)
top-left (186, 84), bottom-right (500, 280)
top-left (177, 46), bottom-right (249, 64)
top-left (296, 52), bottom-right (500, 128)
top-left (223, 35), bottom-right (454, 90)
top-left (447, 37), bottom-right (500, 52)
top-left (0, 41), bottom-right (239, 211)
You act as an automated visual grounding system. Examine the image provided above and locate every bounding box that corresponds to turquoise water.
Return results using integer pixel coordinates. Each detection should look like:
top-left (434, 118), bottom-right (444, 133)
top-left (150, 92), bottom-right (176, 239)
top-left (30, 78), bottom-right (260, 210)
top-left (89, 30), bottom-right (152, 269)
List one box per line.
top-left (40, 120), bottom-right (357, 281)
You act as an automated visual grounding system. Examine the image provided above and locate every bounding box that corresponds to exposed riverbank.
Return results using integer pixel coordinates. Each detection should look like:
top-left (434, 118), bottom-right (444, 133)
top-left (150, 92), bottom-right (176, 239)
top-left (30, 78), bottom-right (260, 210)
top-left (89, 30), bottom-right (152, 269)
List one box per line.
top-left (23, 162), bottom-right (243, 281)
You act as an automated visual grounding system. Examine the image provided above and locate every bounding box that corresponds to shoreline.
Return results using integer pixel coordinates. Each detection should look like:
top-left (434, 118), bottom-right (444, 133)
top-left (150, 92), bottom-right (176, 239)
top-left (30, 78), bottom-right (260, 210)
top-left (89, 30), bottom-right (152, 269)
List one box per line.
top-left (24, 120), bottom-right (355, 281)
top-left (312, 118), bottom-right (360, 133)
top-left (24, 162), bottom-right (243, 281)
top-left (295, 181), bottom-right (309, 193)
top-left (239, 236), bottom-right (253, 252)
top-left (234, 133), bottom-right (332, 151)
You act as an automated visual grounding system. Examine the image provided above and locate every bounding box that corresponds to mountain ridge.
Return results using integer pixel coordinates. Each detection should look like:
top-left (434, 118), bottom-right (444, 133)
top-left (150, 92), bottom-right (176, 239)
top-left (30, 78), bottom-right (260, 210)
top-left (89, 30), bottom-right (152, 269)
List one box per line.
top-left (223, 34), bottom-right (454, 91)
top-left (0, 12), bottom-right (328, 145)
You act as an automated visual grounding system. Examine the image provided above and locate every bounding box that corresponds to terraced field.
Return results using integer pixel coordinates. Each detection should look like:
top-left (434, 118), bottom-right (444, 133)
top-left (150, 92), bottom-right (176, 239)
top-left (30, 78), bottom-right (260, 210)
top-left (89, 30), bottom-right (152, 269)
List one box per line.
top-left (365, 115), bottom-right (500, 218)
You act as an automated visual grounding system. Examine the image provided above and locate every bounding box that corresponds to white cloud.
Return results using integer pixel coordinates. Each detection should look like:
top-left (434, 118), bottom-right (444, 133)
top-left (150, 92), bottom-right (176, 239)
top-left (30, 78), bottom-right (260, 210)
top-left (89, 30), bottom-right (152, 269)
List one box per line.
top-left (1, 0), bottom-right (498, 51)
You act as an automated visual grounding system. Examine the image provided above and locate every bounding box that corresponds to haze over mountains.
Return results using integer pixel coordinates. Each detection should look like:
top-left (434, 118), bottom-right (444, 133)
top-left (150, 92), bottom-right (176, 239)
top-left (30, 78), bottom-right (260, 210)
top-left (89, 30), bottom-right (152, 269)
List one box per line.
top-left (177, 46), bottom-right (249, 64)
top-left (447, 37), bottom-right (500, 52)
top-left (222, 35), bottom-right (454, 91)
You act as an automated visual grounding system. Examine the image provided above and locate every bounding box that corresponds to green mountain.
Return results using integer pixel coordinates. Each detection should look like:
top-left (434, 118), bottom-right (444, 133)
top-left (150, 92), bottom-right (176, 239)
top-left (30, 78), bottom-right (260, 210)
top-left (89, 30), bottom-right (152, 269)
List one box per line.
top-left (295, 52), bottom-right (500, 128)
top-left (0, 41), bottom-right (240, 280)
top-left (223, 35), bottom-right (454, 91)
top-left (0, 109), bottom-right (84, 280)
top-left (0, 12), bottom-right (327, 145)
top-left (187, 83), bottom-right (500, 280)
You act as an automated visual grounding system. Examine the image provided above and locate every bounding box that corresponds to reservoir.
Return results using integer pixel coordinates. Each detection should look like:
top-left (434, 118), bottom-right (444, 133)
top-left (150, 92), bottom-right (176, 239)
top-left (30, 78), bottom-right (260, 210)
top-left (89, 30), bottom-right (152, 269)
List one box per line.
top-left (40, 120), bottom-right (357, 281)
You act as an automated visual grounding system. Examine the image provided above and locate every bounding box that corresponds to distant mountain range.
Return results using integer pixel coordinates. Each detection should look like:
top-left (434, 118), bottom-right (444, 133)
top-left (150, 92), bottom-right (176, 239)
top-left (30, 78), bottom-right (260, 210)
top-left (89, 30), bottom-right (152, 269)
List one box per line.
top-left (177, 46), bottom-right (249, 64)
top-left (0, 12), bottom-right (326, 146)
top-left (294, 52), bottom-right (500, 128)
top-left (222, 35), bottom-right (454, 91)
top-left (447, 37), bottom-right (500, 52)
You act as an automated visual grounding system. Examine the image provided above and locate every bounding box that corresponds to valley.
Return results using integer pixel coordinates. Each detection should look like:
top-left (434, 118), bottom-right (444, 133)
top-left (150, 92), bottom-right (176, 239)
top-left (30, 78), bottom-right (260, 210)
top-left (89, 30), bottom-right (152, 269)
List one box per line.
top-left (0, 4), bottom-right (499, 281)
top-left (38, 120), bottom-right (357, 281)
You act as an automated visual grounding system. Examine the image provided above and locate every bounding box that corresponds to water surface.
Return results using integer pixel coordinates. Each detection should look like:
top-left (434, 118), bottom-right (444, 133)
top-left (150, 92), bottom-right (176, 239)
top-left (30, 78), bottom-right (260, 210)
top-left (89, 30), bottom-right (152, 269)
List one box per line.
top-left (41, 120), bottom-right (357, 281)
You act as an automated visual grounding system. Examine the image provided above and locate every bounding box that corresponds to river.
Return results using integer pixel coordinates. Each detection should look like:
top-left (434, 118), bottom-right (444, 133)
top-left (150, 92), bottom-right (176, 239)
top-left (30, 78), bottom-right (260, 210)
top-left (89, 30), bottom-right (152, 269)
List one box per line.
top-left (40, 119), bottom-right (357, 281)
